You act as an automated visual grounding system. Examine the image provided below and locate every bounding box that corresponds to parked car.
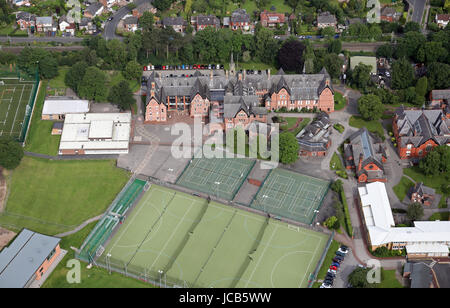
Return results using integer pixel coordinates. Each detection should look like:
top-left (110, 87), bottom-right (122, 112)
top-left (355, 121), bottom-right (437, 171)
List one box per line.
top-left (107, 16), bottom-right (113, 21)
top-left (329, 265), bottom-right (338, 271)
top-left (333, 257), bottom-right (343, 263)
top-left (331, 262), bottom-right (340, 268)
top-left (335, 251), bottom-right (346, 257)
top-left (328, 268), bottom-right (337, 275)
top-left (320, 283), bottom-right (332, 288)
top-left (143, 66), bottom-right (147, 71)
top-left (326, 272), bottom-right (335, 279)
top-left (338, 246), bottom-right (349, 254)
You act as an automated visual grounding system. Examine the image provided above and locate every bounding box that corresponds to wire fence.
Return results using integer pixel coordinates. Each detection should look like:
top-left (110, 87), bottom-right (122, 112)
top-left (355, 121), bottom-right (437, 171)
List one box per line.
top-left (307, 230), bottom-right (335, 288)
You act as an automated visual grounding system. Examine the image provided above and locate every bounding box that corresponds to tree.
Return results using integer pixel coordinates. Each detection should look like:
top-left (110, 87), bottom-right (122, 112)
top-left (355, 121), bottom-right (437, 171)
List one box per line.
top-left (406, 202), bottom-right (424, 221)
top-left (415, 76), bottom-right (428, 98)
top-left (348, 267), bottom-right (376, 288)
top-left (321, 26), bottom-right (336, 38)
top-left (419, 145), bottom-right (450, 175)
top-left (328, 39), bottom-right (342, 54)
top-left (279, 132), bottom-right (299, 164)
top-left (0, 137), bottom-right (23, 170)
top-left (376, 44), bottom-right (394, 59)
top-left (391, 57), bottom-right (415, 90)
top-left (123, 60), bottom-right (141, 81)
top-left (350, 63), bottom-right (373, 91)
top-left (357, 94), bottom-right (384, 121)
top-left (331, 179), bottom-right (343, 194)
top-left (78, 66), bottom-right (108, 102)
top-left (426, 62), bottom-right (450, 90)
top-left (17, 47), bottom-right (58, 79)
top-left (323, 53), bottom-right (343, 79)
top-left (64, 61), bottom-right (88, 93)
top-left (277, 39), bottom-right (305, 73)
top-left (324, 216), bottom-right (340, 230)
top-left (403, 21), bottom-right (421, 33)
top-left (108, 81), bottom-right (135, 111)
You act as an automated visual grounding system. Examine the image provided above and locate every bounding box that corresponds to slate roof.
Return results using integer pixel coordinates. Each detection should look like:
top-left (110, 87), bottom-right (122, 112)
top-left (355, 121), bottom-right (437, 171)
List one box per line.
top-left (35, 16), bottom-right (52, 25)
top-left (123, 16), bottom-right (138, 25)
top-left (163, 16), bottom-right (187, 26)
top-left (16, 11), bottom-right (35, 22)
top-left (395, 107), bottom-right (449, 148)
top-left (317, 12), bottom-right (337, 25)
top-left (231, 9), bottom-right (250, 23)
top-left (195, 15), bottom-right (220, 27)
top-left (431, 89), bottom-right (450, 101)
top-left (344, 128), bottom-right (386, 179)
top-left (381, 6), bottom-right (398, 16)
top-left (85, 2), bottom-right (103, 15)
top-left (297, 112), bottom-right (331, 152)
top-left (223, 95), bottom-right (266, 118)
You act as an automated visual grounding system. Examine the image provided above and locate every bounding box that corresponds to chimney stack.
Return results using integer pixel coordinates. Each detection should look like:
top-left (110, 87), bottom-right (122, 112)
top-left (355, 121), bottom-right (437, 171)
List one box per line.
top-left (267, 69), bottom-right (270, 80)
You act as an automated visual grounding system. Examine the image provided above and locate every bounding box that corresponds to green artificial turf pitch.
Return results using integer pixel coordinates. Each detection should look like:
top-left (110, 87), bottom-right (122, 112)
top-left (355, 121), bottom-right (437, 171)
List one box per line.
top-left (251, 168), bottom-right (330, 224)
top-left (97, 185), bottom-right (329, 288)
top-left (0, 80), bottom-right (35, 138)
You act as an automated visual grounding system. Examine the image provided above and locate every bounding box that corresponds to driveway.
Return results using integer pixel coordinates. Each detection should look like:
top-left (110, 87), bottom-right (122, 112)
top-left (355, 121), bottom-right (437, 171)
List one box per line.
top-left (408, 0), bottom-right (427, 24)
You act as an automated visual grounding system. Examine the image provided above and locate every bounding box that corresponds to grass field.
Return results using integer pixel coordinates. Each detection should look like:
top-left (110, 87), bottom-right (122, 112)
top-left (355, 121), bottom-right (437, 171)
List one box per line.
top-left (0, 157), bottom-right (130, 235)
top-left (96, 185), bottom-right (328, 288)
top-left (0, 78), bottom-right (36, 139)
top-left (250, 168), bottom-right (329, 224)
top-left (393, 176), bottom-right (415, 202)
top-left (177, 157), bottom-right (255, 200)
top-left (23, 81), bottom-right (61, 156)
top-left (349, 116), bottom-right (384, 139)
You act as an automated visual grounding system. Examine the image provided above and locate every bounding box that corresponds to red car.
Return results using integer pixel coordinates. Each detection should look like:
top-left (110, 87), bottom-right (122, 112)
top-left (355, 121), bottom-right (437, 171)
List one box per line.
top-left (143, 66), bottom-right (147, 71)
top-left (329, 265), bottom-right (338, 271)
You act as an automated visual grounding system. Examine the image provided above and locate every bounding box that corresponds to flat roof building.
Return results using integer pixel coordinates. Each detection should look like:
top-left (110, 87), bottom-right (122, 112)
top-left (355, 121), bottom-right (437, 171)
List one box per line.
top-left (58, 112), bottom-right (131, 155)
top-left (0, 229), bottom-right (61, 288)
top-left (42, 98), bottom-right (90, 120)
top-left (358, 182), bottom-right (450, 257)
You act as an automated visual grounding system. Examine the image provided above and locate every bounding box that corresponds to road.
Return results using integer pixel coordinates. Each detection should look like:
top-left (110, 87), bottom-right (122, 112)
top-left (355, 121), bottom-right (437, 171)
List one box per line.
top-left (103, 0), bottom-right (151, 40)
top-left (0, 36), bottom-right (83, 43)
top-left (408, 0), bottom-right (427, 24)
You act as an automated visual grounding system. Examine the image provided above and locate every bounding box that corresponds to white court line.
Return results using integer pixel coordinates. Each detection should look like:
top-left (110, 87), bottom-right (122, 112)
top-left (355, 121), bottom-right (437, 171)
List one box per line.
top-left (244, 224), bottom-right (279, 288)
top-left (10, 85), bottom-right (25, 134)
top-left (147, 200), bottom-right (195, 271)
top-left (298, 235), bottom-right (323, 288)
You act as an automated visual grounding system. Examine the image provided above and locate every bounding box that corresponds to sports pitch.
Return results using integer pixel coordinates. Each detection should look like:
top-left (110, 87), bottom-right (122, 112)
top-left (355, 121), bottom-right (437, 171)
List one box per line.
top-left (0, 79), bottom-right (36, 139)
top-left (251, 168), bottom-right (330, 224)
top-left (176, 157), bottom-right (255, 200)
top-left (98, 185), bottom-right (329, 288)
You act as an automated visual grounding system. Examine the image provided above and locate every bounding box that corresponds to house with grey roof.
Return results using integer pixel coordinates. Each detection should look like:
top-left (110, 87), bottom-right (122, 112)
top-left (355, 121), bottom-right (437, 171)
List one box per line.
top-left (79, 17), bottom-right (97, 34)
top-left (317, 12), bottom-right (337, 29)
top-left (230, 9), bottom-right (253, 32)
top-left (408, 182), bottom-right (436, 206)
top-left (35, 16), bottom-right (56, 33)
top-left (162, 16), bottom-right (187, 33)
top-left (344, 128), bottom-right (387, 183)
top-left (123, 16), bottom-right (138, 32)
top-left (393, 106), bottom-right (450, 159)
top-left (16, 11), bottom-right (35, 31)
top-left (84, 2), bottom-right (104, 18)
top-left (296, 112), bottom-right (332, 156)
top-left (191, 14), bottom-right (220, 32)
top-left (380, 6), bottom-right (401, 22)
top-left (0, 229), bottom-right (61, 288)
top-left (430, 89), bottom-right (450, 108)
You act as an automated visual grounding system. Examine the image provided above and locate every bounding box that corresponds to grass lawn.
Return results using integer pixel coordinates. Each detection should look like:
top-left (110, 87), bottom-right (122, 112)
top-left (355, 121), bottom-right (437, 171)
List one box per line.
top-left (315, 240), bottom-right (340, 285)
top-left (225, 0), bottom-right (292, 15)
top-left (333, 123), bottom-right (345, 133)
top-left (428, 211), bottom-right (450, 221)
top-left (403, 166), bottom-right (449, 208)
top-left (330, 152), bottom-right (348, 179)
top-left (24, 81), bottom-right (61, 156)
top-left (377, 269), bottom-right (403, 288)
top-left (334, 92), bottom-right (346, 111)
top-left (349, 116), bottom-right (384, 139)
top-left (291, 117), bottom-right (311, 136)
top-left (48, 66), bottom-right (69, 89)
top-left (107, 70), bottom-right (140, 93)
top-left (393, 176), bottom-right (415, 202)
top-left (0, 157), bottom-right (130, 235)
top-left (280, 117), bottom-right (299, 131)
top-left (42, 221), bottom-right (153, 288)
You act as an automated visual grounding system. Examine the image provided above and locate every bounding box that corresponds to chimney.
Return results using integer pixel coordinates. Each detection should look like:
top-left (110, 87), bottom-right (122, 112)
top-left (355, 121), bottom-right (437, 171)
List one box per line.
top-left (150, 82), bottom-right (155, 97)
top-left (238, 72), bottom-right (243, 81)
top-left (226, 70), bottom-right (228, 79)
top-left (267, 69), bottom-right (270, 80)
top-left (210, 70), bottom-right (213, 80)
top-left (243, 69), bottom-right (246, 80)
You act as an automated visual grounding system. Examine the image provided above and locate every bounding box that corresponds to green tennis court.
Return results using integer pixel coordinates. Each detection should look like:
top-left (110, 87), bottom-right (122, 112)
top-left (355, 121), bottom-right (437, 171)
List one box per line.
top-left (176, 157), bottom-right (255, 200)
top-left (96, 185), bottom-right (329, 288)
top-left (251, 168), bottom-right (330, 224)
top-left (0, 80), bottom-right (35, 139)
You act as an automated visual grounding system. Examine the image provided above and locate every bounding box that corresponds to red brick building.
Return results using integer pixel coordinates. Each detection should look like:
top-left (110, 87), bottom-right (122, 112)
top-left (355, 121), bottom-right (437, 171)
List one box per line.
top-left (191, 15), bottom-right (220, 32)
top-left (344, 128), bottom-right (387, 183)
top-left (393, 107), bottom-right (450, 160)
top-left (260, 10), bottom-right (285, 27)
top-left (144, 67), bottom-right (334, 129)
top-left (297, 112), bottom-right (332, 156)
top-left (230, 9), bottom-right (253, 32)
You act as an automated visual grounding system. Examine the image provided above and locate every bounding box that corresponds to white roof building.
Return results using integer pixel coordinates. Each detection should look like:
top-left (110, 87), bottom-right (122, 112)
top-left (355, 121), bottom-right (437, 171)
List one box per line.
top-left (42, 98), bottom-right (90, 116)
top-left (59, 113), bottom-right (131, 155)
top-left (358, 182), bottom-right (450, 257)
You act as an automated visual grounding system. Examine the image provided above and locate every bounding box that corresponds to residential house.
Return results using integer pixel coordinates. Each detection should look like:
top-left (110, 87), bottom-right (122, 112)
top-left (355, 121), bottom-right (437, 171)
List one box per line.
top-left (84, 2), bottom-right (104, 18)
top-left (16, 11), bottom-right (35, 31)
top-left (296, 112), bottom-right (332, 156)
top-left (144, 65), bottom-right (335, 126)
top-left (358, 182), bottom-right (450, 256)
top-left (59, 15), bottom-right (76, 36)
top-left (132, 1), bottom-right (157, 18)
top-left (191, 15), bottom-right (220, 32)
top-left (230, 9), bottom-right (253, 32)
top-left (11, 0), bottom-right (31, 6)
top-left (35, 16), bottom-right (56, 34)
top-left (260, 10), bottom-right (285, 28)
top-left (317, 12), bottom-right (337, 29)
top-left (162, 16), bottom-right (187, 33)
top-left (380, 6), bottom-right (401, 22)
top-left (344, 128), bottom-right (387, 183)
top-left (79, 17), bottom-right (97, 34)
top-left (429, 89), bottom-right (450, 109)
top-left (408, 182), bottom-right (436, 206)
top-left (392, 106), bottom-right (450, 159)
top-left (123, 16), bottom-right (138, 32)
top-left (0, 229), bottom-right (61, 288)
top-left (435, 14), bottom-right (450, 28)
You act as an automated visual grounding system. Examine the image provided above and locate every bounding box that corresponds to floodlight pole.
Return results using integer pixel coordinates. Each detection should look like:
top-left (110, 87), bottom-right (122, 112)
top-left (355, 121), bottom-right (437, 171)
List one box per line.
top-left (106, 253), bottom-right (111, 274)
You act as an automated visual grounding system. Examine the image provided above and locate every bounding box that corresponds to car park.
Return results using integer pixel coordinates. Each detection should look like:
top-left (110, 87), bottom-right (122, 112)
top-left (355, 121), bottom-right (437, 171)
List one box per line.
top-left (335, 251), bottom-right (345, 257)
top-left (338, 246), bottom-right (349, 254)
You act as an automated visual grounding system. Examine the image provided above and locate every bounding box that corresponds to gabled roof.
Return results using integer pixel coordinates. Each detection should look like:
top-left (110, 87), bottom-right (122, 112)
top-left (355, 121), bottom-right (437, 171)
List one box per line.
top-left (317, 12), bottom-right (336, 24)
top-left (162, 16), bottom-right (186, 26)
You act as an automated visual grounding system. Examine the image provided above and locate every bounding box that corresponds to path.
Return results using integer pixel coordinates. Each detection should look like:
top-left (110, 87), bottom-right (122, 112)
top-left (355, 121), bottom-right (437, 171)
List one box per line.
top-left (55, 214), bottom-right (103, 237)
top-left (0, 168), bottom-right (7, 213)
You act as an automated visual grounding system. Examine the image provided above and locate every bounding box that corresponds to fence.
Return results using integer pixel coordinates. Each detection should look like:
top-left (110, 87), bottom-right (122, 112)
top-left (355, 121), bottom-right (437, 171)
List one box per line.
top-left (307, 230), bottom-right (335, 288)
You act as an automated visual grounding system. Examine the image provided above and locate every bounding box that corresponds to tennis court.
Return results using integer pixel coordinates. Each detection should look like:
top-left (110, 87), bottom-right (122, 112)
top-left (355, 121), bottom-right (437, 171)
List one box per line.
top-left (176, 157), bottom-right (256, 200)
top-left (0, 79), bottom-right (36, 139)
top-left (251, 168), bottom-right (330, 224)
top-left (96, 185), bottom-right (329, 288)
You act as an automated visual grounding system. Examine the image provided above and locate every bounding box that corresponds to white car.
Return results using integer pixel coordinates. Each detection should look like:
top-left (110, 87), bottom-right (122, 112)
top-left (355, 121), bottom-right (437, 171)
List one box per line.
top-left (338, 246), bottom-right (349, 254)
top-left (328, 269), bottom-right (337, 275)
top-left (385, 71), bottom-right (390, 77)
top-left (320, 282), bottom-right (332, 288)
